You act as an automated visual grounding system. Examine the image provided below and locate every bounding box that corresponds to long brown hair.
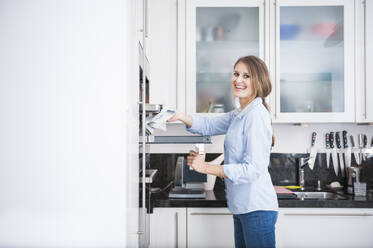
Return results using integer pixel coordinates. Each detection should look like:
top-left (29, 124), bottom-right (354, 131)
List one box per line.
top-left (234, 55), bottom-right (275, 147)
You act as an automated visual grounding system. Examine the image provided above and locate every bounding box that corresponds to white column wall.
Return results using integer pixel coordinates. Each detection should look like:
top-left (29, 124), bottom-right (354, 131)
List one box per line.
top-left (0, 0), bottom-right (134, 247)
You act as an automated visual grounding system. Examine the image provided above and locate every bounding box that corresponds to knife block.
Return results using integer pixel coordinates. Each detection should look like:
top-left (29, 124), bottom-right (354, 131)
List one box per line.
top-left (347, 167), bottom-right (366, 196)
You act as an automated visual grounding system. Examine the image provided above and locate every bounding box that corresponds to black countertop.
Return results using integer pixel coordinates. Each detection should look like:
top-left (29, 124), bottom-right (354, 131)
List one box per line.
top-left (148, 188), bottom-right (373, 213)
top-left (144, 154), bottom-right (373, 213)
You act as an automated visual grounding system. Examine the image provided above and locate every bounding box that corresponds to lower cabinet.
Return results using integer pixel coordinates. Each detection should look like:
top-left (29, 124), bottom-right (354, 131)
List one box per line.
top-left (149, 208), bottom-right (186, 248)
top-left (276, 208), bottom-right (373, 248)
top-left (187, 208), bottom-right (234, 248)
top-left (150, 207), bottom-right (373, 248)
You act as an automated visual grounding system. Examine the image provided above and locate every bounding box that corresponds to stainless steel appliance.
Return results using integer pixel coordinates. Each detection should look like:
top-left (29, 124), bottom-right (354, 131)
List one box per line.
top-left (139, 40), bottom-right (164, 247)
top-left (138, 41), bottom-right (151, 248)
top-left (138, 40), bottom-right (212, 246)
top-left (169, 157), bottom-right (207, 198)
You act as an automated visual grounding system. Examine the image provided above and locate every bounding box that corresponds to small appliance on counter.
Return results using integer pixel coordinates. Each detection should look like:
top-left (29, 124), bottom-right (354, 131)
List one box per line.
top-left (169, 156), bottom-right (207, 198)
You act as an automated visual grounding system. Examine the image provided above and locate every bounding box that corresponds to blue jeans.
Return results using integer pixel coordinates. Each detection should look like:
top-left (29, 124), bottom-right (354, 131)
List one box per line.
top-left (233, 210), bottom-right (278, 248)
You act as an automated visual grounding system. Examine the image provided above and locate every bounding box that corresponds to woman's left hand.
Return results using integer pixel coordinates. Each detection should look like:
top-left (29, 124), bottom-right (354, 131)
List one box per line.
top-left (187, 150), bottom-right (206, 174)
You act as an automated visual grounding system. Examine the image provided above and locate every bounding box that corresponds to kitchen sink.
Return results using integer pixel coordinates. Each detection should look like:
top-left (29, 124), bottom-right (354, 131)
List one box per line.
top-left (293, 191), bottom-right (345, 200)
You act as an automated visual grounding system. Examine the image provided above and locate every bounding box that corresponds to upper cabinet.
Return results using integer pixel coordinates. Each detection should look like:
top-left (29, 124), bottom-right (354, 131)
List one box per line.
top-left (356, 0), bottom-right (373, 123)
top-left (147, 0), bottom-right (177, 110)
top-left (144, 0), bottom-right (372, 123)
top-left (136, 0), bottom-right (144, 46)
top-left (136, 0), bottom-right (149, 49)
top-left (184, 0), bottom-right (265, 115)
top-left (272, 0), bottom-right (355, 123)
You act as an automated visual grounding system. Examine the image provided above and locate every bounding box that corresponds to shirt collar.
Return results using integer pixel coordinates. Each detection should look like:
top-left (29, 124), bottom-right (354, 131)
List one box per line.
top-left (235, 97), bottom-right (263, 119)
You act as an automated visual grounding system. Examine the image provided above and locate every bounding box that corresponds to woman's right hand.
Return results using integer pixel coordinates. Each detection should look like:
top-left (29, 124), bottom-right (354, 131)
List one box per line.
top-left (167, 111), bottom-right (181, 122)
top-left (167, 111), bottom-right (193, 127)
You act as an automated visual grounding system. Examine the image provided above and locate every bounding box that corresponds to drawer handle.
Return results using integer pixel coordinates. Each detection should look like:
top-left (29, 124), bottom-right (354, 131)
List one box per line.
top-left (175, 212), bottom-right (178, 248)
top-left (363, 0), bottom-right (367, 119)
top-left (283, 213), bottom-right (372, 217)
top-left (190, 213), bottom-right (232, 216)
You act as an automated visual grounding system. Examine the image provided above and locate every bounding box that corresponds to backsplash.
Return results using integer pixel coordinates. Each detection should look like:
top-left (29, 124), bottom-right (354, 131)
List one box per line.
top-left (269, 153), bottom-right (373, 189)
top-left (149, 153), bottom-right (373, 191)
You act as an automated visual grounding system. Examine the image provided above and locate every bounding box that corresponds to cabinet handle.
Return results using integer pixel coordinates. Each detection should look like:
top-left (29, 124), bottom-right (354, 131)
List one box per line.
top-left (274, 0), bottom-right (279, 119)
top-left (144, 0), bottom-right (148, 38)
top-left (283, 213), bottom-right (372, 217)
top-left (363, 0), bottom-right (367, 119)
top-left (190, 213), bottom-right (232, 216)
top-left (175, 212), bottom-right (178, 248)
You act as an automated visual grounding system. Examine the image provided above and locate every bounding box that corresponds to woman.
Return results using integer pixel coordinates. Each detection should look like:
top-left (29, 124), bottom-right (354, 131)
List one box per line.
top-left (168, 55), bottom-right (278, 248)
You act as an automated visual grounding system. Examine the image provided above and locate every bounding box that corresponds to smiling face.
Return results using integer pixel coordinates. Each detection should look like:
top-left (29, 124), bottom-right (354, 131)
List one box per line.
top-left (231, 62), bottom-right (256, 106)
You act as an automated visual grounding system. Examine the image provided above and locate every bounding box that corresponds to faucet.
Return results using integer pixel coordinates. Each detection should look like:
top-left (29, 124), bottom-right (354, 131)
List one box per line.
top-left (298, 157), bottom-right (322, 191)
top-left (298, 157), bottom-right (308, 191)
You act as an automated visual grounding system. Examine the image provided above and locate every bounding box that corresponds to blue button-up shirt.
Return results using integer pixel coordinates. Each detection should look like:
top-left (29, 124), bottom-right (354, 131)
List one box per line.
top-left (187, 97), bottom-right (278, 214)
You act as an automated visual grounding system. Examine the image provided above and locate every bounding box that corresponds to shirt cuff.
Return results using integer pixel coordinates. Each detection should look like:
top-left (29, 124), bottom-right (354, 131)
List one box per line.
top-left (186, 114), bottom-right (204, 134)
top-left (222, 164), bottom-right (236, 184)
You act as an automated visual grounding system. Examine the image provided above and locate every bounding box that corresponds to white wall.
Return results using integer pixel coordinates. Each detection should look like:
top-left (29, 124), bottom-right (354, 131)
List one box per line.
top-left (126, 0), bottom-right (140, 247)
top-left (0, 0), bottom-right (136, 247)
top-left (150, 123), bottom-right (373, 154)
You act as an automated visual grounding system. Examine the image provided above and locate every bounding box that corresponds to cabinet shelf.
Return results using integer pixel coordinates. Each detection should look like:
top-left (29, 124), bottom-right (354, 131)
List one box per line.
top-left (197, 40), bottom-right (259, 54)
top-left (197, 40), bottom-right (259, 45)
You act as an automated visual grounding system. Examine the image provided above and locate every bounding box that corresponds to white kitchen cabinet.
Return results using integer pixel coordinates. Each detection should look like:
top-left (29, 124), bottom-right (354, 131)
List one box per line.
top-left (147, 0), bottom-right (177, 110)
top-left (356, 0), bottom-right (373, 123)
top-left (136, 0), bottom-right (143, 46)
top-left (174, 0), bottom-right (363, 123)
top-left (181, 0), bottom-right (266, 115)
top-left (276, 208), bottom-right (373, 248)
top-left (136, 0), bottom-right (148, 49)
top-left (150, 207), bottom-right (373, 247)
top-left (187, 208), bottom-right (235, 248)
top-left (150, 208), bottom-right (187, 248)
top-left (271, 0), bottom-right (355, 123)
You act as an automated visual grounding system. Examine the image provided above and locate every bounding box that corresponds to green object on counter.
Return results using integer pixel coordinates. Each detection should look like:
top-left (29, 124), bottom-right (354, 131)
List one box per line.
top-left (284, 185), bottom-right (302, 189)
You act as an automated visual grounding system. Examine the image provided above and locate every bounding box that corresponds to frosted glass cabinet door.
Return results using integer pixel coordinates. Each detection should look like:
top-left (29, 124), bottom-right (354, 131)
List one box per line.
top-left (274, 0), bottom-right (354, 123)
top-left (356, 0), bottom-right (373, 122)
top-left (186, 0), bottom-right (265, 114)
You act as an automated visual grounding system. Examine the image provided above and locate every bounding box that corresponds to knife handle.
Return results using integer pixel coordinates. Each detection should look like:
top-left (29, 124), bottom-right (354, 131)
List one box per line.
top-left (363, 134), bottom-right (367, 148)
top-left (342, 130), bottom-right (348, 148)
top-left (336, 132), bottom-right (341, 149)
top-left (325, 133), bottom-right (330, 149)
top-left (350, 135), bottom-right (355, 148)
top-left (330, 132), bottom-right (335, 149)
top-left (371, 137), bottom-right (373, 148)
top-left (311, 132), bottom-right (317, 146)
top-left (359, 134), bottom-right (364, 148)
